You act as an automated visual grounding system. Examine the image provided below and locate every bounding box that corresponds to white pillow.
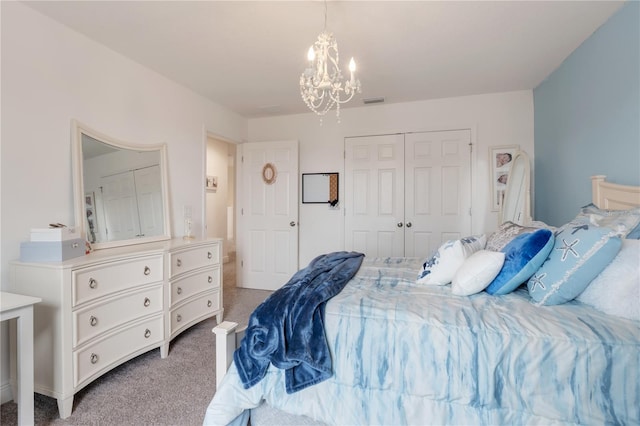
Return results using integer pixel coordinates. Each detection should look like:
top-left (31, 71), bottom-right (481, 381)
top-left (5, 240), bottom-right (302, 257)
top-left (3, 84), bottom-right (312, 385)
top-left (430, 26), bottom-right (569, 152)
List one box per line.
top-left (576, 239), bottom-right (640, 321)
top-left (452, 250), bottom-right (505, 296)
top-left (417, 235), bottom-right (486, 285)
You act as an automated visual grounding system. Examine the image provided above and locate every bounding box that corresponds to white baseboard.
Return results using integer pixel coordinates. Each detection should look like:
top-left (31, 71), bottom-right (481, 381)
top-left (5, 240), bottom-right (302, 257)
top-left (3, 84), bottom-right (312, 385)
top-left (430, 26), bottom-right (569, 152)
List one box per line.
top-left (0, 380), bottom-right (14, 404)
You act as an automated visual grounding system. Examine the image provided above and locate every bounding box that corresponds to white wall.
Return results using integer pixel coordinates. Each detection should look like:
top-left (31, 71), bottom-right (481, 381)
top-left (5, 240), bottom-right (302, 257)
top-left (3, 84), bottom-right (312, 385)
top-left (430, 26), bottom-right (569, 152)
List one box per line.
top-left (0, 2), bottom-right (246, 403)
top-left (248, 91), bottom-right (535, 267)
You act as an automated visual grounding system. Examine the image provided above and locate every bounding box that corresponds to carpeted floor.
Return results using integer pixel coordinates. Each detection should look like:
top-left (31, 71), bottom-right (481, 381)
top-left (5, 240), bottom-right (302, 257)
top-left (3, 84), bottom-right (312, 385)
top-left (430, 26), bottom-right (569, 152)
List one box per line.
top-left (0, 256), bottom-right (272, 426)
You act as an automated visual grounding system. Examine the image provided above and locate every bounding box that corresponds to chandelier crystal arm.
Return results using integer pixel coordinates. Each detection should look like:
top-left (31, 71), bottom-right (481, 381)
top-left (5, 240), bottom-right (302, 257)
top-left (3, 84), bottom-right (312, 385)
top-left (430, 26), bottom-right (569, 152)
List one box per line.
top-left (299, 1), bottom-right (361, 121)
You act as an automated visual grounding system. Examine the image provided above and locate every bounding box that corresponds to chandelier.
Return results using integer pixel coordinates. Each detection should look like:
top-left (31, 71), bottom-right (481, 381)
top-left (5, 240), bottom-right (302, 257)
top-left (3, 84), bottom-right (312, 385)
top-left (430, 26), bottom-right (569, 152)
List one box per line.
top-left (299, 1), bottom-right (361, 121)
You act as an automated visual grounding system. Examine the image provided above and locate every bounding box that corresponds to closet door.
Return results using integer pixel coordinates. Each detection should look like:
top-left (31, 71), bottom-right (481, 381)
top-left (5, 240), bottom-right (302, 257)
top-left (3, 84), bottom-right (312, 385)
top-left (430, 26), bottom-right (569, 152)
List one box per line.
top-left (345, 134), bottom-right (405, 257)
top-left (134, 165), bottom-right (165, 238)
top-left (345, 130), bottom-right (472, 259)
top-left (404, 130), bottom-right (472, 258)
top-left (100, 171), bottom-right (140, 241)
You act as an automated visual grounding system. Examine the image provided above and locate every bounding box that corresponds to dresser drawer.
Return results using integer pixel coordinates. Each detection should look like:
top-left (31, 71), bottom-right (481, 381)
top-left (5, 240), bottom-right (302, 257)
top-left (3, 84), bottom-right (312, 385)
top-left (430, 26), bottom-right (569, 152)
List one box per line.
top-left (170, 290), bottom-right (219, 335)
top-left (171, 267), bottom-right (220, 307)
top-left (72, 255), bottom-right (163, 307)
top-left (73, 284), bottom-right (163, 347)
top-left (74, 315), bottom-right (163, 387)
top-left (170, 244), bottom-right (220, 278)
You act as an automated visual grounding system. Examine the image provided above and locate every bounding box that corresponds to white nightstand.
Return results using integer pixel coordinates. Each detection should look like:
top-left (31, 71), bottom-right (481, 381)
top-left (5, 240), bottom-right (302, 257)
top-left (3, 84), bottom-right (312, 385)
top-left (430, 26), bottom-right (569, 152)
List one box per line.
top-left (1, 291), bottom-right (41, 425)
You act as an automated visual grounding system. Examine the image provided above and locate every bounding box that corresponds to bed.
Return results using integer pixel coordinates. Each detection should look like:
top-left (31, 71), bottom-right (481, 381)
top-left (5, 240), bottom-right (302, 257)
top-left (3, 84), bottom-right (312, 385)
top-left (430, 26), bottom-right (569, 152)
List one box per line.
top-left (204, 175), bottom-right (640, 426)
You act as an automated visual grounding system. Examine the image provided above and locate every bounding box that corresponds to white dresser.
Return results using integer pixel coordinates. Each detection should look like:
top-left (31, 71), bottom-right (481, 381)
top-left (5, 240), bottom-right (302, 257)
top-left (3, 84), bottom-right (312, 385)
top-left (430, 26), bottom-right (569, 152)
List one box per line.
top-left (167, 241), bottom-right (222, 341)
top-left (8, 237), bottom-right (222, 419)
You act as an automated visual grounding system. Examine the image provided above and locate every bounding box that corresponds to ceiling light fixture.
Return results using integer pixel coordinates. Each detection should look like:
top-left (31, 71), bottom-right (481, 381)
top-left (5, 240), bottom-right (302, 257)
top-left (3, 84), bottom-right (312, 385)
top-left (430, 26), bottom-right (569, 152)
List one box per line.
top-left (300, 0), bottom-right (361, 122)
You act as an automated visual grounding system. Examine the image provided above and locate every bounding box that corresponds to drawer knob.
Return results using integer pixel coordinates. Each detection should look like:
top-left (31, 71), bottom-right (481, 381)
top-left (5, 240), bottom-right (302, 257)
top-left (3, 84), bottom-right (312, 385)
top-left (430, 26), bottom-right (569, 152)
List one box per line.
top-left (90, 353), bottom-right (99, 364)
top-left (207, 300), bottom-right (212, 308)
top-left (177, 287), bottom-right (182, 295)
top-left (207, 251), bottom-right (213, 259)
top-left (90, 316), bottom-right (98, 327)
top-left (176, 314), bottom-right (182, 322)
top-left (144, 329), bottom-right (151, 338)
top-left (144, 266), bottom-right (151, 276)
top-left (208, 276), bottom-right (213, 283)
top-left (89, 278), bottom-right (98, 289)
top-left (176, 259), bottom-right (182, 267)
top-left (143, 297), bottom-right (151, 307)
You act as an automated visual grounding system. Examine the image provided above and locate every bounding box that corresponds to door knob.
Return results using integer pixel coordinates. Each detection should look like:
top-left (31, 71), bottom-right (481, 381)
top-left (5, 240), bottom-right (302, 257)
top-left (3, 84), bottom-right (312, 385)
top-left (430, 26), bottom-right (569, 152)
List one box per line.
top-left (397, 222), bottom-right (403, 228)
top-left (290, 221), bottom-right (297, 227)
top-left (406, 222), bottom-right (412, 228)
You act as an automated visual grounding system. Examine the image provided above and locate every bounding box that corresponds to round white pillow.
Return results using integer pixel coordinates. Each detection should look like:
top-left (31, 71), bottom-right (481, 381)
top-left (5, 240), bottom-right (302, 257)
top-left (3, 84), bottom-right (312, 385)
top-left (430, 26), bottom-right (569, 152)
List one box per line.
top-left (452, 250), bottom-right (505, 296)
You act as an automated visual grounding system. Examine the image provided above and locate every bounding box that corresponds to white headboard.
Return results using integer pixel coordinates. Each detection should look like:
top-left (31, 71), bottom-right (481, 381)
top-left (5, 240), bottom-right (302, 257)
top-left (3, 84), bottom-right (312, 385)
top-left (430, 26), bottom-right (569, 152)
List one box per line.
top-left (592, 175), bottom-right (640, 209)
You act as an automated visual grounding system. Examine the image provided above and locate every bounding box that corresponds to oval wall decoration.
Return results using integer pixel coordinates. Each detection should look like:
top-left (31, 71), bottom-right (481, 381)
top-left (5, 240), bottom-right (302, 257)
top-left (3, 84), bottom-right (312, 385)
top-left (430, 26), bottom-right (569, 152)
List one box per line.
top-left (262, 163), bottom-right (277, 185)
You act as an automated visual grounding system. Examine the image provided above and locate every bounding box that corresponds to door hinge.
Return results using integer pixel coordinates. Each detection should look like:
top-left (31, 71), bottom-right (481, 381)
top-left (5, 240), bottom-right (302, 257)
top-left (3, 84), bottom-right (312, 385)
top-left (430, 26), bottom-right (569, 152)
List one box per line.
top-left (241, 260), bottom-right (243, 268)
top-left (241, 208), bottom-right (244, 215)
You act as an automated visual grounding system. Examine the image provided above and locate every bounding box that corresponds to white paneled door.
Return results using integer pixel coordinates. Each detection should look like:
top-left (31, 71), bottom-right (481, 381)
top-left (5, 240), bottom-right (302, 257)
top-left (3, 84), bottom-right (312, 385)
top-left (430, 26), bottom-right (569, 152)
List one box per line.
top-left (345, 130), bottom-right (472, 259)
top-left (100, 170), bottom-right (139, 241)
top-left (404, 130), bottom-right (472, 257)
top-left (239, 141), bottom-right (299, 290)
top-left (345, 134), bottom-right (405, 257)
top-left (100, 165), bottom-right (164, 242)
top-left (134, 165), bottom-right (165, 238)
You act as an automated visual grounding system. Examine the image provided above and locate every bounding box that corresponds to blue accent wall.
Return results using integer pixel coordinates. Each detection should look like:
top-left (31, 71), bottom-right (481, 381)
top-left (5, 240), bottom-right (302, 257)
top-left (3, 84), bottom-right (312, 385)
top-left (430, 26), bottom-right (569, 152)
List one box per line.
top-left (533, 1), bottom-right (639, 226)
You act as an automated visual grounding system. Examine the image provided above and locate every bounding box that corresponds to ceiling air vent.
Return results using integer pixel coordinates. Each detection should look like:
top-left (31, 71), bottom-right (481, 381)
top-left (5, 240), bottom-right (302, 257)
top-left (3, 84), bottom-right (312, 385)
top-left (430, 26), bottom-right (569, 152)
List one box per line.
top-left (257, 105), bottom-right (282, 115)
top-left (363, 97), bottom-right (385, 105)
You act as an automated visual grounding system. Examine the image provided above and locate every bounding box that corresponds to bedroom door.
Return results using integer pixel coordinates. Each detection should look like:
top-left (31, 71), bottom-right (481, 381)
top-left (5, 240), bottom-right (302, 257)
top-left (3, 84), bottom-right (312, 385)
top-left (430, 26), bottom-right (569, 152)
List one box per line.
top-left (238, 140), bottom-right (299, 290)
top-left (345, 130), bottom-right (471, 258)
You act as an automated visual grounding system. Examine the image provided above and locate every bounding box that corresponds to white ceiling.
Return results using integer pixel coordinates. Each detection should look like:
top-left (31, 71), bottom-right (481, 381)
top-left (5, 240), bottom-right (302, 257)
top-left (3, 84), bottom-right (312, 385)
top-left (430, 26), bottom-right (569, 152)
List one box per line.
top-left (24, 1), bottom-right (624, 119)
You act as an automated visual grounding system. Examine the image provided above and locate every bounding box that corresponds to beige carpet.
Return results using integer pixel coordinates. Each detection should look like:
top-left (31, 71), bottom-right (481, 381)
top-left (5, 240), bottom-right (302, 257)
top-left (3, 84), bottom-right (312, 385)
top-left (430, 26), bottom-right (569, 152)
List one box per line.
top-left (0, 256), bottom-right (272, 426)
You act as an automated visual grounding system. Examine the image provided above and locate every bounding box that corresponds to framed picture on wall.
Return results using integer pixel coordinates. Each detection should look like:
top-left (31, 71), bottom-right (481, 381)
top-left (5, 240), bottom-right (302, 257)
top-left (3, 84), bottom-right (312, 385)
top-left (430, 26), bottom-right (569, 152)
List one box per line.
top-left (206, 175), bottom-right (218, 192)
top-left (84, 192), bottom-right (97, 243)
top-left (489, 145), bottom-right (519, 211)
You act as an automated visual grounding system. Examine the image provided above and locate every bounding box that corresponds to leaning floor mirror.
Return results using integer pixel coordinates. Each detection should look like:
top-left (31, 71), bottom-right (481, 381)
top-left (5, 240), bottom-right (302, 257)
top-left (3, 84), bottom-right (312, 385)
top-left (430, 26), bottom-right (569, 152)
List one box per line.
top-left (499, 150), bottom-right (532, 226)
top-left (71, 120), bottom-right (172, 250)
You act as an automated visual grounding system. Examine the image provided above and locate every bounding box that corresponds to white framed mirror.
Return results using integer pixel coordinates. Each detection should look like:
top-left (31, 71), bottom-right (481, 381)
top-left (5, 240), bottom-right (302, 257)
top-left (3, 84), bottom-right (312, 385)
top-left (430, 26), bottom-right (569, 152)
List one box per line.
top-left (72, 120), bottom-right (171, 250)
top-left (499, 150), bottom-right (532, 225)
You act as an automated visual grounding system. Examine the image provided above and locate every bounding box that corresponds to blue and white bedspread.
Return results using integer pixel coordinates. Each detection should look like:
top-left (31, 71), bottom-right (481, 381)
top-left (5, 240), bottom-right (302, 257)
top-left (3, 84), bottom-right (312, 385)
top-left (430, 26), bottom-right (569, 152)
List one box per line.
top-left (204, 257), bottom-right (640, 426)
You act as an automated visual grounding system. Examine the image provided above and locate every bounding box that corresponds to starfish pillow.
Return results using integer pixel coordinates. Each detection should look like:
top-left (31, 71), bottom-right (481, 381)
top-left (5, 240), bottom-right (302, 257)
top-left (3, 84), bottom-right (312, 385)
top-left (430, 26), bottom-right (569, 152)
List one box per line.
top-left (527, 224), bottom-right (622, 305)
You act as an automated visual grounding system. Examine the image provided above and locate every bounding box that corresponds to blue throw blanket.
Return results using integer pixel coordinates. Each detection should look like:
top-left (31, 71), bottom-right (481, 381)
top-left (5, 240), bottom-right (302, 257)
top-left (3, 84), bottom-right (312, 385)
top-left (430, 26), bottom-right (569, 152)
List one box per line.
top-left (233, 251), bottom-right (364, 394)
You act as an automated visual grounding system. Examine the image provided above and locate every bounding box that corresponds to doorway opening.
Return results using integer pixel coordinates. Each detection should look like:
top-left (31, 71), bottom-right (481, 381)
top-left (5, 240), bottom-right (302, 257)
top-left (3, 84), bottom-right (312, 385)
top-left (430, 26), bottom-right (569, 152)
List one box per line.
top-left (206, 135), bottom-right (237, 265)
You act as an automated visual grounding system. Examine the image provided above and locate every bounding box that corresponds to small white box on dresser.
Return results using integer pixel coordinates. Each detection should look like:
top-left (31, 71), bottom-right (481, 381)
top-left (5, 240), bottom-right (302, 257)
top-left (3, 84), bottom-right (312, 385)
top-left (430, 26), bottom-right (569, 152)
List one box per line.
top-left (20, 238), bottom-right (86, 262)
top-left (30, 227), bottom-right (80, 242)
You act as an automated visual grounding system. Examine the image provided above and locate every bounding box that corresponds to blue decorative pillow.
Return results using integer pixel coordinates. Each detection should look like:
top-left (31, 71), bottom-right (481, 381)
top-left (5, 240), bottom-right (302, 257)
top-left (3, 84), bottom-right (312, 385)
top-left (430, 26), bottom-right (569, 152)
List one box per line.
top-left (527, 225), bottom-right (622, 305)
top-left (485, 229), bottom-right (554, 295)
top-left (486, 222), bottom-right (543, 252)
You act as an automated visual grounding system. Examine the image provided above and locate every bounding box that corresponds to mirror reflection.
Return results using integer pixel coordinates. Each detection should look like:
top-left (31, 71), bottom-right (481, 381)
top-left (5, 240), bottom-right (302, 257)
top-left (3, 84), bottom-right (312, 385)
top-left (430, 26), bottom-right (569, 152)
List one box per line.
top-left (73, 121), bottom-right (171, 249)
